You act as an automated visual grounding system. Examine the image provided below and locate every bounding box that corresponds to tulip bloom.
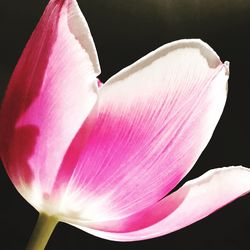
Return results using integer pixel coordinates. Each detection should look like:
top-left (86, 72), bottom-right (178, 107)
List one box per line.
top-left (1, 0), bottom-right (250, 249)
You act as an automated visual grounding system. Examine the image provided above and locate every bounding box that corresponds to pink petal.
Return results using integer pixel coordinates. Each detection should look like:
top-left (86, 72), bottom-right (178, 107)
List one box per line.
top-left (0, 0), bottom-right (100, 205)
top-left (70, 166), bottom-right (250, 241)
top-left (54, 39), bottom-right (229, 220)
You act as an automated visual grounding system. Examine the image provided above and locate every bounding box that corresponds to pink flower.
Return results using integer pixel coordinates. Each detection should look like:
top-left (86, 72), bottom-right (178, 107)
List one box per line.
top-left (1, 0), bottom-right (250, 246)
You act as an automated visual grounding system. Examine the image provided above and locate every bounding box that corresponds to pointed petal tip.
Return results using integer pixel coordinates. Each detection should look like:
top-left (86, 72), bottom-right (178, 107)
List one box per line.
top-left (224, 61), bottom-right (230, 75)
top-left (183, 38), bottom-right (222, 68)
top-left (66, 0), bottom-right (101, 75)
top-left (47, 0), bottom-right (101, 75)
top-left (192, 39), bottom-right (230, 76)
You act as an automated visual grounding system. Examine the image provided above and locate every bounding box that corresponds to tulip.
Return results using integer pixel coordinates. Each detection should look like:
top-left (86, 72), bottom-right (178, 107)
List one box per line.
top-left (1, 0), bottom-right (250, 249)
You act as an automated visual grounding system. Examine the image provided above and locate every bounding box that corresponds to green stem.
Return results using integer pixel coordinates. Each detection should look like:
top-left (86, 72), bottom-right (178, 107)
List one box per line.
top-left (26, 213), bottom-right (58, 250)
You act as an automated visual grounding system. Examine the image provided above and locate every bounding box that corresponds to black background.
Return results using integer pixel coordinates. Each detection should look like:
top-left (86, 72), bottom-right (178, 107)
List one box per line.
top-left (0, 0), bottom-right (250, 249)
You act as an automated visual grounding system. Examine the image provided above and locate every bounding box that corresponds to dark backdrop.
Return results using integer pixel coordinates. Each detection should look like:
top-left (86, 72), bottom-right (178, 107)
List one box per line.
top-left (0, 0), bottom-right (250, 249)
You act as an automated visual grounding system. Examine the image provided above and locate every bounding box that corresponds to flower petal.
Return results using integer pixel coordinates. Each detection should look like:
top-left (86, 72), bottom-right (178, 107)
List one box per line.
top-left (54, 39), bottom-right (228, 220)
top-left (0, 0), bottom-right (100, 206)
top-left (70, 166), bottom-right (250, 241)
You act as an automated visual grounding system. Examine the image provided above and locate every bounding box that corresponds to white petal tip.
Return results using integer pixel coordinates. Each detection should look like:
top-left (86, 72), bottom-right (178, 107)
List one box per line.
top-left (224, 61), bottom-right (230, 75)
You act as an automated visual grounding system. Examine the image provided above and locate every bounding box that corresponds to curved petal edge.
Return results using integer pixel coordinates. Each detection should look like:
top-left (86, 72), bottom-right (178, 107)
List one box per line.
top-left (68, 166), bottom-right (250, 241)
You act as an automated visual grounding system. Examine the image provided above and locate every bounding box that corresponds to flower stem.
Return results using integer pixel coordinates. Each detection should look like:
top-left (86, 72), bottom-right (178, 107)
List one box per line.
top-left (26, 213), bottom-right (58, 250)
